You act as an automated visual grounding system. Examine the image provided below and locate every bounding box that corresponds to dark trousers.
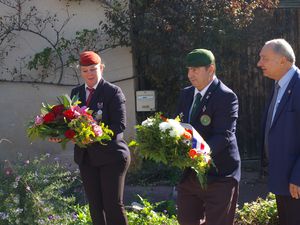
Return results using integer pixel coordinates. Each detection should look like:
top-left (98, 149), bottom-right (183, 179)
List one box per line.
top-left (177, 174), bottom-right (238, 225)
top-left (79, 157), bottom-right (130, 225)
top-left (276, 195), bottom-right (300, 225)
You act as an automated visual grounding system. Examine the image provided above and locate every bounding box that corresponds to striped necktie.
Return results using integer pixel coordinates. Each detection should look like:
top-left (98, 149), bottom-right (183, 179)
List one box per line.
top-left (86, 87), bottom-right (95, 106)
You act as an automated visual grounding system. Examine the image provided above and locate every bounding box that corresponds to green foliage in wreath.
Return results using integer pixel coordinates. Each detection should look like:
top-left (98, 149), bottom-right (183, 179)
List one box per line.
top-left (130, 113), bottom-right (191, 169)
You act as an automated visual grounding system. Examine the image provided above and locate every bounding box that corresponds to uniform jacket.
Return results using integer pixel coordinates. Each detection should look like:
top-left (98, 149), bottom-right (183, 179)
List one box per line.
top-left (176, 78), bottom-right (241, 182)
top-left (70, 79), bottom-right (130, 166)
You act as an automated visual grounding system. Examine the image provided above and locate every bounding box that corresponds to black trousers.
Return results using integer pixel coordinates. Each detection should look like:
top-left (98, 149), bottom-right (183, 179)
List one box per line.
top-left (177, 173), bottom-right (239, 225)
top-left (79, 157), bottom-right (130, 225)
top-left (276, 195), bottom-right (300, 225)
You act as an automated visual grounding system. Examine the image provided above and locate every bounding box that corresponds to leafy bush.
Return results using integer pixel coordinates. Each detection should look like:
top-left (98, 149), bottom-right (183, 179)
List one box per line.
top-left (0, 153), bottom-right (83, 225)
top-left (0, 152), bottom-right (281, 225)
top-left (0, 153), bottom-right (179, 225)
top-left (126, 195), bottom-right (179, 225)
top-left (72, 205), bottom-right (92, 225)
top-left (235, 193), bottom-right (279, 225)
top-left (154, 199), bottom-right (177, 217)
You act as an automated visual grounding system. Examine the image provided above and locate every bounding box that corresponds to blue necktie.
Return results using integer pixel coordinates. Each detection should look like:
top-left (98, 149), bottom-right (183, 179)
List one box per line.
top-left (264, 82), bottom-right (280, 158)
top-left (190, 93), bottom-right (202, 122)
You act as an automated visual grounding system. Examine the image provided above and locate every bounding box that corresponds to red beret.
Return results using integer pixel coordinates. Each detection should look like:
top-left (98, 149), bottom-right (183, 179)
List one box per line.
top-left (80, 51), bottom-right (101, 66)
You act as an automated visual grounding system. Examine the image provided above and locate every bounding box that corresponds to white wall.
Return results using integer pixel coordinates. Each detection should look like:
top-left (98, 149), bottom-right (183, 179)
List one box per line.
top-left (0, 0), bottom-right (136, 161)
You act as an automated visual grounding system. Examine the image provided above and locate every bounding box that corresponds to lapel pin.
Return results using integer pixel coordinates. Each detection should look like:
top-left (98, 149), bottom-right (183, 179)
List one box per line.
top-left (288, 90), bottom-right (291, 94)
top-left (97, 102), bottom-right (103, 109)
top-left (95, 109), bottom-right (103, 121)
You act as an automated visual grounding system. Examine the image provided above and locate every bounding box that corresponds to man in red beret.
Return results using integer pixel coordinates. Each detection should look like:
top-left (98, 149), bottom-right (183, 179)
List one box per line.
top-left (52, 51), bottom-right (130, 225)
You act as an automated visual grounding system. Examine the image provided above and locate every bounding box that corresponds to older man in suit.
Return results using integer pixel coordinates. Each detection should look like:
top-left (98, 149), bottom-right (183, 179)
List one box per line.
top-left (175, 49), bottom-right (241, 225)
top-left (258, 39), bottom-right (300, 225)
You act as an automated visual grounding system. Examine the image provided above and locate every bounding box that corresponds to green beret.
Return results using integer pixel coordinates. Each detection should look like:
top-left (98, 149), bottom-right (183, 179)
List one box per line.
top-left (186, 49), bottom-right (215, 67)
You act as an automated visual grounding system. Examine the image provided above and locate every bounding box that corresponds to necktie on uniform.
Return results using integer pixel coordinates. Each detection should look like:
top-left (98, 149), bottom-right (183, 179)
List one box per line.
top-left (86, 87), bottom-right (95, 107)
top-left (264, 82), bottom-right (280, 158)
top-left (190, 92), bottom-right (202, 122)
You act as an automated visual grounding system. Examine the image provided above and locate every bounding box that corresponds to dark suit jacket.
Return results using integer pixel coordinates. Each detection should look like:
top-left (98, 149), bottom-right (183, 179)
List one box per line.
top-left (71, 79), bottom-right (130, 166)
top-left (262, 69), bottom-right (300, 195)
top-left (176, 78), bottom-right (241, 182)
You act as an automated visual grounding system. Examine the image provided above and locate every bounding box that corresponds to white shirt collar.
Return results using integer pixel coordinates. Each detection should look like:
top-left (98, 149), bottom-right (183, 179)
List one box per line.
top-left (85, 80), bottom-right (100, 90)
top-left (193, 75), bottom-right (216, 97)
top-left (278, 65), bottom-right (296, 88)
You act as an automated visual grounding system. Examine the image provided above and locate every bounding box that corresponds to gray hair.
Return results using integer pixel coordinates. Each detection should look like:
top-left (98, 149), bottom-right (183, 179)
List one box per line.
top-left (265, 39), bottom-right (296, 64)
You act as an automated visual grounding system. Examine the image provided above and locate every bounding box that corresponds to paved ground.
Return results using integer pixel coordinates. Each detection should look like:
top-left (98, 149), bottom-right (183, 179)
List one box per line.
top-left (238, 161), bottom-right (268, 206)
top-left (124, 160), bottom-right (269, 207)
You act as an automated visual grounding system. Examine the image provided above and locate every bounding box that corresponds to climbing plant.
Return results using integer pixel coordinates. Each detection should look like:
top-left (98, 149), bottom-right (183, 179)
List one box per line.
top-left (0, 0), bottom-right (125, 84)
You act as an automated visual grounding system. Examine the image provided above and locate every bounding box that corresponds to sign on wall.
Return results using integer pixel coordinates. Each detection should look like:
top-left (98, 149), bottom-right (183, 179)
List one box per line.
top-left (136, 90), bottom-right (156, 112)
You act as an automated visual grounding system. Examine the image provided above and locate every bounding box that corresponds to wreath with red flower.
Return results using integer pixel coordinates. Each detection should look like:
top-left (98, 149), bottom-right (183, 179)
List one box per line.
top-left (27, 95), bottom-right (113, 149)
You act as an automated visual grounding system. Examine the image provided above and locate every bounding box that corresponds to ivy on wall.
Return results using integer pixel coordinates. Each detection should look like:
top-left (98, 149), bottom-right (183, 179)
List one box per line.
top-left (0, 0), bottom-right (123, 85)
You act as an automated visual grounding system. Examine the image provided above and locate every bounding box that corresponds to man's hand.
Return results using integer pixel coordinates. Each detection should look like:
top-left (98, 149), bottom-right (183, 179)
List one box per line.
top-left (289, 183), bottom-right (300, 199)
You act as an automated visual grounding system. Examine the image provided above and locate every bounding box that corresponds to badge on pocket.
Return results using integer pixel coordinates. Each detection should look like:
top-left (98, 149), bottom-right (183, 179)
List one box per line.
top-left (200, 114), bottom-right (211, 126)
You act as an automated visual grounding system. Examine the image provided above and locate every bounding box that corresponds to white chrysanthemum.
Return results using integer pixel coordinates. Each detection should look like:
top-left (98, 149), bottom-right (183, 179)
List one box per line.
top-left (169, 128), bottom-right (180, 137)
top-left (159, 121), bottom-right (171, 132)
top-left (142, 118), bottom-right (154, 127)
top-left (168, 119), bottom-right (185, 135)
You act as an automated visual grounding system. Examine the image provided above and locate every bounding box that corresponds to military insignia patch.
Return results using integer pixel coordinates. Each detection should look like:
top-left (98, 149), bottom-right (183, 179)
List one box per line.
top-left (200, 114), bottom-right (211, 126)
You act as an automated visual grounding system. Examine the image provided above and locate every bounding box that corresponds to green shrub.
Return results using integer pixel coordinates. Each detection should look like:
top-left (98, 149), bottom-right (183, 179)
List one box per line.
top-left (71, 205), bottom-right (92, 225)
top-left (126, 195), bottom-right (179, 225)
top-left (0, 153), bottom-right (179, 225)
top-left (235, 193), bottom-right (279, 225)
top-left (0, 153), bottom-right (281, 225)
top-left (71, 196), bottom-right (178, 225)
top-left (0, 153), bottom-right (82, 225)
top-left (154, 199), bottom-right (177, 217)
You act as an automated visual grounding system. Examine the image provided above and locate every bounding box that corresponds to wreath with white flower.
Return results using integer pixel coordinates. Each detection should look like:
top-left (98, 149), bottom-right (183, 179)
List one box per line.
top-left (130, 112), bottom-right (213, 186)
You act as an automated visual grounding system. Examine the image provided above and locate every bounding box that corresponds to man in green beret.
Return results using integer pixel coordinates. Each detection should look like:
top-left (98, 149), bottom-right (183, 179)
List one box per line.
top-left (175, 48), bottom-right (241, 225)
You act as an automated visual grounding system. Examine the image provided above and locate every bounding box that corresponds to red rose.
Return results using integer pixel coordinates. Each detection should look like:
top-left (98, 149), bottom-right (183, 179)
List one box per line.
top-left (188, 149), bottom-right (197, 159)
top-left (63, 109), bottom-right (75, 120)
top-left (52, 104), bottom-right (65, 116)
top-left (43, 112), bottom-right (56, 123)
top-left (65, 129), bottom-right (76, 139)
